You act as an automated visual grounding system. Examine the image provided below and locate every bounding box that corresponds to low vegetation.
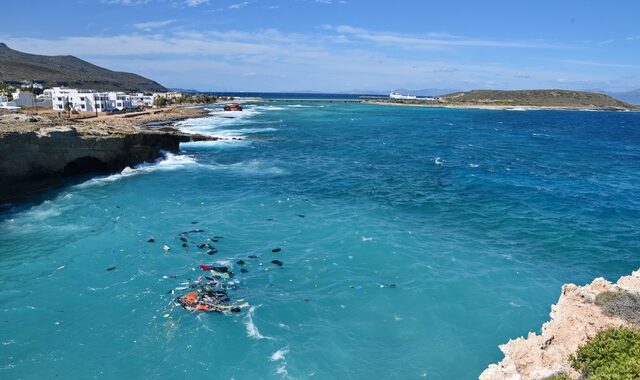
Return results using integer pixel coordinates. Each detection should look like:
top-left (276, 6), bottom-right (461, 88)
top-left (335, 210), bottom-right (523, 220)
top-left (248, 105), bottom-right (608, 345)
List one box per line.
top-left (442, 89), bottom-right (635, 109)
top-left (569, 327), bottom-right (640, 379)
top-left (547, 374), bottom-right (572, 380)
top-left (595, 290), bottom-right (640, 326)
top-left (154, 94), bottom-right (229, 107)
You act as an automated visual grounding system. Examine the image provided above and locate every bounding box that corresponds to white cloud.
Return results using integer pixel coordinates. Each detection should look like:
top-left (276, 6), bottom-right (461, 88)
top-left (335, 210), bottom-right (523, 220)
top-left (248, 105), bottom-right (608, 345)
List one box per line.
top-left (321, 24), bottom-right (567, 50)
top-left (0, 27), bottom-right (633, 92)
top-left (102, 0), bottom-right (150, 5)
top-left (555, 59), bottom-right (640, 70)
top-left (184, 0), bottom-right (209, 6)
top-left (228, 1), bottom-right (249, 9)
top-left (133, 19), bottom-right (176, 31)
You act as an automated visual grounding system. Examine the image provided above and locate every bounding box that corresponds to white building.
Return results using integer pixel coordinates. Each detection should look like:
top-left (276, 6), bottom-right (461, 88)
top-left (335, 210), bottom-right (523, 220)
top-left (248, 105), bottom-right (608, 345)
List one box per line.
top-left (50, 88), bottom-right (133, 113)
top-left (389, 92), bottom-right (417, 100)
top-left (154, 91), bottom-right (183, 100)
top-left (0, 95), bottom-right (19, 111)
top-left (11, 90), bottom-right (35, 107)
top-left (130, 93), bottom-right (156, 108)
top-left (20, 82), bottom-right (44, 90)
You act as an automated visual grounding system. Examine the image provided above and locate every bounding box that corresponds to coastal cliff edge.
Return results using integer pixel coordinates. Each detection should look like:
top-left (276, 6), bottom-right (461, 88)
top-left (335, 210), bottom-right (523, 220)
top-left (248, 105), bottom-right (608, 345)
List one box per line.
top-left (480, 269), bottom-right (640, 379)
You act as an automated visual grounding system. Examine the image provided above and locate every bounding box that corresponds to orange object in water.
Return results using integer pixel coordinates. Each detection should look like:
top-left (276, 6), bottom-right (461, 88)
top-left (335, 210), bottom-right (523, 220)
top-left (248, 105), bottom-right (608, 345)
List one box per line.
top-left (181, 291), bottom-right (198, 304)
top-left (196, 304), bottom-right (210, 311)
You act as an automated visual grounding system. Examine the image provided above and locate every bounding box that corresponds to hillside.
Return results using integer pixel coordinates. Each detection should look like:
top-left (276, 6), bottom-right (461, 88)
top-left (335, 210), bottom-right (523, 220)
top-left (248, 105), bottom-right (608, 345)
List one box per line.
top-left (0, 43), bottom-right (166, 92)
top-left (442, 89), bottom-right (635, 110)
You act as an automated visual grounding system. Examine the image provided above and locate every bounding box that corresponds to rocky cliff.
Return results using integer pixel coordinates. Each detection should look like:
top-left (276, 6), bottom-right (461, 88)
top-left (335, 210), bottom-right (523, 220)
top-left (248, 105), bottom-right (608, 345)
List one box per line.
top-left (480, 269), bottom-right (640, 379)
top-left (0, 110), bottom-right (213, 202)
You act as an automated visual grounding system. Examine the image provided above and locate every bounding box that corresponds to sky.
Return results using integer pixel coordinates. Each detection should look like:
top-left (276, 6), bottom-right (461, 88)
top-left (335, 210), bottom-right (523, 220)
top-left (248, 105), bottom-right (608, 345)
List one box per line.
top-left (2, 0), bottom-right (640, 92)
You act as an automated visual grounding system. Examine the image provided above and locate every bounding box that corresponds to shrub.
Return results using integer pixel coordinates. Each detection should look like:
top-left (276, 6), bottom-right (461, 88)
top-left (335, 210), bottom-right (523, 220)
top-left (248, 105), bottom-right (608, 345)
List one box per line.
top-left (570, 327), bottom-right (640, 379)
top-left (547, 373), bottom-right (572, 380)
top-left (595, 290), bottom-right (640, 326)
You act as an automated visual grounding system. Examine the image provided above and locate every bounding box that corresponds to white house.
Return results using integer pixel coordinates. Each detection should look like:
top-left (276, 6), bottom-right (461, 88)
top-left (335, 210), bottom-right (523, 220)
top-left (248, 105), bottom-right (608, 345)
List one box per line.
top-left (20, 82), bottom-right (44, 90)
top-left (108, 92), bottom-right (133, 110)
top-left (0, 95), bottom-right (19, 111)
top-left (11, 90), bottom-right (35, 107)
top-left (50, 87), bottom-right (133, 113)
top-left (131, 93), bottom-right (156, 108)
top-left (154, 91), bottom-right (183, 100)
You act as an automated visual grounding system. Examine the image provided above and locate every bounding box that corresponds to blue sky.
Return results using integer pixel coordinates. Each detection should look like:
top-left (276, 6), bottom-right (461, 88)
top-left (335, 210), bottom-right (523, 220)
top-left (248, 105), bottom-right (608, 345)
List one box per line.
top-left (2, 0), bottom-right (640, 92)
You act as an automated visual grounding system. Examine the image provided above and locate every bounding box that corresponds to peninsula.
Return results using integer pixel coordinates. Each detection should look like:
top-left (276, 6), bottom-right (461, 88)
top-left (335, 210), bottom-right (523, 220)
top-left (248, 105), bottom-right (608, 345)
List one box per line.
top-left (367, 89), bottom-right (637, 111)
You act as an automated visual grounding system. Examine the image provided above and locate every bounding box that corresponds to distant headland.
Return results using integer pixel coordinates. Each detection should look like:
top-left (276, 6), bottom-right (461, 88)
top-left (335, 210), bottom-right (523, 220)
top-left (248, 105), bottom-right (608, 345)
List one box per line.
top-left (366, 89), bottom-right (638, 111)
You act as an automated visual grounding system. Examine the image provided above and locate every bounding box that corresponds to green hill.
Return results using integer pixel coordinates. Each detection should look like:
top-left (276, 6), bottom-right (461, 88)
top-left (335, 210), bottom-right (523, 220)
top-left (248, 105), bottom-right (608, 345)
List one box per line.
top-left (0, 43), bottom-right (166, 92)
top-left (442, 89), bottom-right (635, 110)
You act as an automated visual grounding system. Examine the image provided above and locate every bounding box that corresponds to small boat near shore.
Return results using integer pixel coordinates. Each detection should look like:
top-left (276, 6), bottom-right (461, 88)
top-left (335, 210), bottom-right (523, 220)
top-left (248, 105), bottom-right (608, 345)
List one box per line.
top-left (223, 103), bottom-right (243, 111)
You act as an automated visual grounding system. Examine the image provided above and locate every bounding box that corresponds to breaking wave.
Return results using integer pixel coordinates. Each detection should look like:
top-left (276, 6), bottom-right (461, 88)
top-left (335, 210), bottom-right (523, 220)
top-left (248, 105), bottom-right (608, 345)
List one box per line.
top-left (75, 152), bottom-right (198, 189)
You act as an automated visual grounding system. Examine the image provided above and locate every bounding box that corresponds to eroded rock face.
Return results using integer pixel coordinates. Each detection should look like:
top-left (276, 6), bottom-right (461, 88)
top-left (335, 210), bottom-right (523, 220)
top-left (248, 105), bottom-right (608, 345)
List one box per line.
top-left (480, 270), bottom-right (640, 380)
top-left (0, 124), bottom-right (179, 202)
top-left (0, 109), bottom-right (220, 202)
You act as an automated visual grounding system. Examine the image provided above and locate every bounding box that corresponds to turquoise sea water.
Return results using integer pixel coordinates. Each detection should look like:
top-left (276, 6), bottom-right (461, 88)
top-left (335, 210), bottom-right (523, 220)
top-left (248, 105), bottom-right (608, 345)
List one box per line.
top-left (1, 101), bottom-right (640, 379)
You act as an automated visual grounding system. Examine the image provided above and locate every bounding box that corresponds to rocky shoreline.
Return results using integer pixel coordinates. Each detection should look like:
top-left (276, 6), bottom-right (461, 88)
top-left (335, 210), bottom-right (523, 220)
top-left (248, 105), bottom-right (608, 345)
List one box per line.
top-left (0, 107), bottom-right (217, 203)
top-left (364, 100), bottom-right (637, 112)
top-left (480, 269), bottom-right (640, 379)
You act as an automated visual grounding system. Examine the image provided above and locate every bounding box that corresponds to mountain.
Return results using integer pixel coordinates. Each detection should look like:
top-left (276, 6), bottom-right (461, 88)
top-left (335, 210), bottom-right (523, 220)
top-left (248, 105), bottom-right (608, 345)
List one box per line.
top-left (0, 43), bottom-right (166, 92)
top-left (441, 89), bottom-right (635, 109)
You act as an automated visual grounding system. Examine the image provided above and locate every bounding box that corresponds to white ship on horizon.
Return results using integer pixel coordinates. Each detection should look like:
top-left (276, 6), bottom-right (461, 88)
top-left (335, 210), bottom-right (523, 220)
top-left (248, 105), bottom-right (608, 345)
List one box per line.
top-left (389, 91), bottom-right (417, 100)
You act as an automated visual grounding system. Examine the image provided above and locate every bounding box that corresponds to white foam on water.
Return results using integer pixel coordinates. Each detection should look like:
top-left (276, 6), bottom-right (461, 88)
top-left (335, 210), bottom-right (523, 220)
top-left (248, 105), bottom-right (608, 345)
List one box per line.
top-left (434, 157), bottom-right (444, 166)
top-left (270, 348), bottom-right (289, 361)
top-left (175, 105), bottom-right (280, 140)
top-left (286, 104), bottom-right (317, 108)
top-left (75, 152), bottom-right (198, 189)
top-left (243, 305), bottom-right (273, 340)
top-left (19, 200), bottom-right (63, 221)
top-left (181, 139), bottom-right (252, 149)
top-left (0, 198), bottom-right (85, 233)
top-left (252, 105), bottom-right (287, 111)
top-left (210, 159), bottom-right (288, 176)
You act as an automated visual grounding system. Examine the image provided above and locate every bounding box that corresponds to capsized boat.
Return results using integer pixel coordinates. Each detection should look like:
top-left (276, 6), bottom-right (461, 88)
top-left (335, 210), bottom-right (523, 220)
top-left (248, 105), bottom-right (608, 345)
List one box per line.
top-left (223, 103), bottom-right (243, 111)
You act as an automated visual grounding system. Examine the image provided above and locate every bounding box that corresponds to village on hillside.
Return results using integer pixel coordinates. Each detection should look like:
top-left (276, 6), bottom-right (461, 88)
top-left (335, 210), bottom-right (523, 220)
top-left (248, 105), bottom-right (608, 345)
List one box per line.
top-left (0, 81), bottom-right (220, 116)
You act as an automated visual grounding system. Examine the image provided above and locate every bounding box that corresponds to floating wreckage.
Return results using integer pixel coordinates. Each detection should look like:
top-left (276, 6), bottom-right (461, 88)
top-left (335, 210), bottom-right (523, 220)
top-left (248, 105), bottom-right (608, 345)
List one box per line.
top-left (176, 264), bottom-right (249, 313)
top-left (161, 225), bottom-right (289, 315)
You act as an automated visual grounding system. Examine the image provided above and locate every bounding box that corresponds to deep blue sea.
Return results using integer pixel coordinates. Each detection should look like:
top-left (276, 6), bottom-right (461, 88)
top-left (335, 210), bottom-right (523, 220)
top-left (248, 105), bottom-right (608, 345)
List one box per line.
top-left (1, 100), bottom-right (639, 379)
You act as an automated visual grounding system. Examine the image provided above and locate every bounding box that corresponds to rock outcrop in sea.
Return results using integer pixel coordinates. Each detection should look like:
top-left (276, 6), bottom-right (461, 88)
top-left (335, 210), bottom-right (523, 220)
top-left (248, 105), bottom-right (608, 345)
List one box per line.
top-left (480, 269), bottom-right (640, 379)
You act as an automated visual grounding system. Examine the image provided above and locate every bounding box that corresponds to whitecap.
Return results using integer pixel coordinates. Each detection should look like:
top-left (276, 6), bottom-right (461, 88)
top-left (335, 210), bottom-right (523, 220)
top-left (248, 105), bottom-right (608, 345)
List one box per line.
top-left (75, 152), bottom-right (198, 189)
top-left (469, 163), bottom-right (479, 168)
top-left (244, 306), bottom-right (273, 340)
top-left (210, 159), bottom-right (288, 176)
top-left (270, 348), bottom-right (289, 362)
top-left (252, 105), bottom-right (287, 111)
top-left (286, 104), bottom-right (316, 108)
top-left (434, 157), bottom-right (444, 166)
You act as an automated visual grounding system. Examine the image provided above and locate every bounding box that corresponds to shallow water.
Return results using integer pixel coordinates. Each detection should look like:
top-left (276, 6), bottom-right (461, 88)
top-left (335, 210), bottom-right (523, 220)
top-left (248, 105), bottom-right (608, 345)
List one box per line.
top-left (1, 102), bottom-right (639, 379)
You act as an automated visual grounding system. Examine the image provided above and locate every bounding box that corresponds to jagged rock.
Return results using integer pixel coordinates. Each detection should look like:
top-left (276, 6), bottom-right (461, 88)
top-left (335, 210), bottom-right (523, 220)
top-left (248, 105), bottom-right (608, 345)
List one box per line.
top-left (480, 269), bottom-right (640, 380)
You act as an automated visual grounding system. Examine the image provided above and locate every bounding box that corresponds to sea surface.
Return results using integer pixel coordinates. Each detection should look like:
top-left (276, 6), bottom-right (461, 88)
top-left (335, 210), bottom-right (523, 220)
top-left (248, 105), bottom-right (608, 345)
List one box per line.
top-left (1, 100), bottom-right (639, 379)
